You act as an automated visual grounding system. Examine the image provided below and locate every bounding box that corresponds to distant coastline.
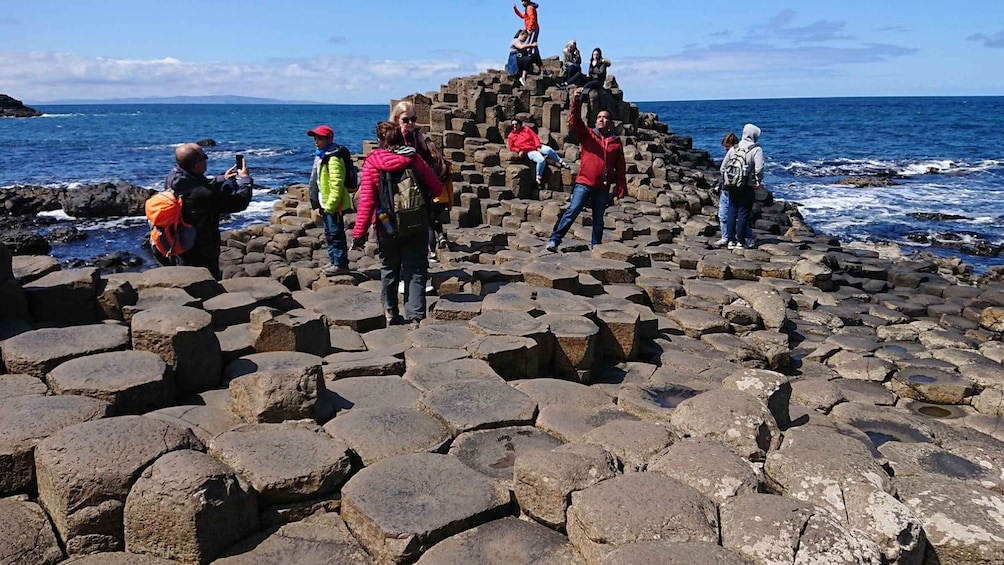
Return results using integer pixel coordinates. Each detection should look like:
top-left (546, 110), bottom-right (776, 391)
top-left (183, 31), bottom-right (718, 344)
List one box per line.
top-left (27, 94), bottom-right (325, 105)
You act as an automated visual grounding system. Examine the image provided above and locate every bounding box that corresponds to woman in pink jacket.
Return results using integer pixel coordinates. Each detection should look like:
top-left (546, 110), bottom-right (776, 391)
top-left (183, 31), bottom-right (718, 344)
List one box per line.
top-left (352, 121), bottom-right (443, 326)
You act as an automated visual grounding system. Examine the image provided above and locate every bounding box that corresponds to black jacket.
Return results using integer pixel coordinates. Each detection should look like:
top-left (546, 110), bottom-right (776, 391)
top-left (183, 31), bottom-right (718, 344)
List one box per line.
top-left (164, 165), bottom-right (252, 277)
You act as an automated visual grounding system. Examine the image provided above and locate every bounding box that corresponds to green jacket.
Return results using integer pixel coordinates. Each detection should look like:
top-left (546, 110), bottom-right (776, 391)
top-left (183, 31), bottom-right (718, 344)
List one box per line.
top-left (318, 154), bottom-right (351, 214)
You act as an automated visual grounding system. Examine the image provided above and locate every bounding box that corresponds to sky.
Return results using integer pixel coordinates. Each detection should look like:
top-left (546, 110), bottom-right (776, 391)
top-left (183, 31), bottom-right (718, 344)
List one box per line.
top-left (1, 0), bottom-right (1002, 104)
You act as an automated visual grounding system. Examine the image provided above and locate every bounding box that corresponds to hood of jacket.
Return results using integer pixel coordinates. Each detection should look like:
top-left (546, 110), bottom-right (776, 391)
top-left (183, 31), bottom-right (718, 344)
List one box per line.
top-left (365, 146), bottom-right (417, 172)
top-left (740, 123), bottom-right (761, 147)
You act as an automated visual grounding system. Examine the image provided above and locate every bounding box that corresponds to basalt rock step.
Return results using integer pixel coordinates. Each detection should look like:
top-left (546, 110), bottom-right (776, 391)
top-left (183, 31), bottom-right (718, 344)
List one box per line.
top-left (4, 65), bottom-right (1004, 564)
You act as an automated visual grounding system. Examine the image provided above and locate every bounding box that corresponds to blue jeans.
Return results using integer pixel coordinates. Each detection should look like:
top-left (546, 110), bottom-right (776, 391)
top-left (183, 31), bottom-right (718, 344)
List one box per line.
top-left (527, 146), bottom-right (562, 179)
top-left (725, 188), bottom-right (756, 245)
top-left (549, 184), bottom-right (610, 246)
top-left (321, 211), bottom-right (348, 268)
top-left (378, 235), bottom-right (429, 322)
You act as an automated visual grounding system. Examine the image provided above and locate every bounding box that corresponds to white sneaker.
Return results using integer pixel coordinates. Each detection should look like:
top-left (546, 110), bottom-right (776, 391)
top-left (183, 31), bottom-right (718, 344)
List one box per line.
top-left (727, 241), bottom-right (738, 250)
top-left (545, 241), bottom-right (558, 252)
top-left (519, 77), bottom-right (526, 87)
top-left (713, 238), bottom-right (728, 248)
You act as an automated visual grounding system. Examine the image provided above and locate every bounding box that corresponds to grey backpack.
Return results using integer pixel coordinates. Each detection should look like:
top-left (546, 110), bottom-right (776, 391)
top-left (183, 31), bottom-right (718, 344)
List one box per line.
top-left (722, 145), bottom-right (752, 189)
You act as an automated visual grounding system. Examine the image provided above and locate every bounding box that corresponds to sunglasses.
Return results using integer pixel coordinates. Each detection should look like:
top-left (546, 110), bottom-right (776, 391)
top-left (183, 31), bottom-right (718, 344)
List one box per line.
top-left (402, 116), bottom-right (419, 124)
top-left (196, 152), bottom-right (209, 162)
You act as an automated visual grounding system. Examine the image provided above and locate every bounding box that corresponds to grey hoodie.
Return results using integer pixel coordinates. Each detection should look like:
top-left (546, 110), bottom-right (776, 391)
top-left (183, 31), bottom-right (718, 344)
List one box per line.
top-left (737, 123), bottom-right (764, 186)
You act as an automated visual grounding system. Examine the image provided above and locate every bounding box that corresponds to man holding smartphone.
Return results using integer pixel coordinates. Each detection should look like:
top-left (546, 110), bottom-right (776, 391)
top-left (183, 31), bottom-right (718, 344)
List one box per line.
top-left (156, 142), bottom-right (252, 279)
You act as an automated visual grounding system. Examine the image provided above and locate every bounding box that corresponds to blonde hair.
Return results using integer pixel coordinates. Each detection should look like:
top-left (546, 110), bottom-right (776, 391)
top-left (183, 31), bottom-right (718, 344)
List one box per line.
top-left (390, 100), bottom-right (414, 124)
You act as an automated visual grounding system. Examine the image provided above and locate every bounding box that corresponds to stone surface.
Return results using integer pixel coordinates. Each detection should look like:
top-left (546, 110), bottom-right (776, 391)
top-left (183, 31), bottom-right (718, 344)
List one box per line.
top-left (324, 406), bottom-right (452, 466)
top-left (720, 493), bottom-right (883, 565)
top-left (580, 419), bottom-right (675, 472)
top-left (601, 541), bottom-right (752, 565)
top-left (46, 350), bottom-right (175, 415)
top-left (0, 394), bottom-right (109, 495)
top-left (419, 379), bottom-right (537, 435)
top-left (566, 472), bottom-right (719, 565)
top-left (131, 306), bottom-right (222, 394)
top-left (228, 363), bottom-right (322, 423)
top-left (0, 497), bottom-right (64, 565)
top-left (208, 422), bottom-right (351, 505)
top-left (513, 442), bottom-right (619, 529)
top-left (672, 389), bottom-right (780, 461)
top-left (648, 438), bottom-right (761, 504)
top-left (123, 450), bottom-right (258, 564)
top-left (449, 425), bottom-right (562, 484)
top-left (414, 516), bottom-right (583, 565)
top-left (340, 452), bottom-right (509, 564)
top-left (34, 416), bottom-right (201, 555)
top-left (403, 358), bottom-right (504, 392)
top-left (1, 324), bottom-right (130, 378)
top-left (213, 511), bottom-right (371, 564)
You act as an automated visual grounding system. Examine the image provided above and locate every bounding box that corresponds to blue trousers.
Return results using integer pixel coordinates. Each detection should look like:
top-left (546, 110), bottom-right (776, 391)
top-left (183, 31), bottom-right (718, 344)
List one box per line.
top-left (527, 146), bottom-right (563, 179)
top-left (321, 211), bottom-right (348, 268)
top-left (549, 184), bottom-right (610, 246)
top-left (724, 188), bottom-right (756, 245)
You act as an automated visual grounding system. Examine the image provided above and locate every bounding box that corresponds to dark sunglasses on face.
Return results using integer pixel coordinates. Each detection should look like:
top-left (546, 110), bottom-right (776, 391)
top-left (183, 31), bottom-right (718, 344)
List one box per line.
top-left (196, 152), bottom-right (208, 162)
top-left (402, 116), bottom-right (418, 123)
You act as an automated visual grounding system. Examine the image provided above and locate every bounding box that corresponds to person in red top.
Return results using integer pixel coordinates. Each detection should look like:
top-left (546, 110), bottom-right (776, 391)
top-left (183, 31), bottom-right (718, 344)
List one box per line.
top-left (512, 0), bottom-right (542, 73)
top-left (547, 87), bottom-right (626, 251)
top-left (506, 118), bottom-right (569, 187)
top-left (352, 121), bottom-right (443, 325)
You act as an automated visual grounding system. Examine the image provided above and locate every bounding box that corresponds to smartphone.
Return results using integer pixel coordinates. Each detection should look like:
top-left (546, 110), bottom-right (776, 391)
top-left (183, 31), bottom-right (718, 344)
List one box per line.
top-left (235, 154), bottom-right (245, 170)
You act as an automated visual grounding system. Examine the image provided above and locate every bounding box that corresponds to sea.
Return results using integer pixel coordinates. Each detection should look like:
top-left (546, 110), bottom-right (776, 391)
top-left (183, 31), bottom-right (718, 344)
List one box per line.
top-left (1, 96), bottom-right (1002, 272)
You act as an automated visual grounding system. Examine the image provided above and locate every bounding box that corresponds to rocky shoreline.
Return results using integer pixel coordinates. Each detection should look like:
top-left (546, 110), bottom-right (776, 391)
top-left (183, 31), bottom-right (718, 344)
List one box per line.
top-left (0, 94), bottom-right (42, 118)
top-left (4, 64), bottom-right (1004, 564)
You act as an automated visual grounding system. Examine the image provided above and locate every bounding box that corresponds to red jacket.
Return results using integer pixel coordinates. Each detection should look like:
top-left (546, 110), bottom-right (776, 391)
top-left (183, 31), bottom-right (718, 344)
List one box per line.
top-left (352, 146), bottom-right (443, 240)
top-left (570, 97), bottom-right (627, 197)
top-left (506, 127), bottom-right (542, 154)
top-left (513, 4), bottom-right (538, 30)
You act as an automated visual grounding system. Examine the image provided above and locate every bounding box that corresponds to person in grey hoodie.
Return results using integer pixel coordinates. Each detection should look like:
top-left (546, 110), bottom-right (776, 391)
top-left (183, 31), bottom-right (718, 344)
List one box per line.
top-left (721, 123), bottom-right (764, 249)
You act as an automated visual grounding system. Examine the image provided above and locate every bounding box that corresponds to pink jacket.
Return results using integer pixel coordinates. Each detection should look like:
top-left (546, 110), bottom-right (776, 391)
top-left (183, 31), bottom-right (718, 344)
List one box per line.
top-left (352, 146), bottom-right (443, 240)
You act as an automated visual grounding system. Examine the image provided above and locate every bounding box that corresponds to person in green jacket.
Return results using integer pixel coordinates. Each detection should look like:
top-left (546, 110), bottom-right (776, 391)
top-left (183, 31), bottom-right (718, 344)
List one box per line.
top-left (307, 124), bottom-right (352, 276)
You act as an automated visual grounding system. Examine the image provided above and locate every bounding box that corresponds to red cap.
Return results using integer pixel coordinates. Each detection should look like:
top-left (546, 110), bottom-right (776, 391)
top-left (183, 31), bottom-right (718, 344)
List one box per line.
top-left (307, 125), bottom-right (334, 138)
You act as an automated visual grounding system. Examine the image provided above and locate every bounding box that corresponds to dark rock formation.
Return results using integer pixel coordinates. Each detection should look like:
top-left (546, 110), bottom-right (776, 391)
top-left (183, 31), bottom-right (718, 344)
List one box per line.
top-left (908, 212), bottom-right (971, 222)
top-left (0, 94), bottom-right (42, 118)
top-left (834, 176), bottom-right (899, 188)
top-left (0, 185), bottom-right (65, 216)
top-left (59, 181), bottom-right (155, 218)
top-left (196, 138), bottom-right (217, 147)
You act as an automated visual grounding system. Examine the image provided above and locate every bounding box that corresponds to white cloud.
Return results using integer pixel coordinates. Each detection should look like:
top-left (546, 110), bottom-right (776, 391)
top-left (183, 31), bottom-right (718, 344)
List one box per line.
top-left (0, 50), bottom-right (498, 103)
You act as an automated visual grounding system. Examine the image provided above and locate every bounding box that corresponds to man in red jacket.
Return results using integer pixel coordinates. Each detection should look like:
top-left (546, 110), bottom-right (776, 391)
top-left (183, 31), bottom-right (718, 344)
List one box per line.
top-left (506, 118), bottom-right (569, 187)
top-left (547, 87), bottom-right (626, 251)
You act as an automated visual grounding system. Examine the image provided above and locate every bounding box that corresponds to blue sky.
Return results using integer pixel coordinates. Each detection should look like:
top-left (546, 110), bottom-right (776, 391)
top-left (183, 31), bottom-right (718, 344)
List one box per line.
top-left (1, 0), bottom-right (1002, 103)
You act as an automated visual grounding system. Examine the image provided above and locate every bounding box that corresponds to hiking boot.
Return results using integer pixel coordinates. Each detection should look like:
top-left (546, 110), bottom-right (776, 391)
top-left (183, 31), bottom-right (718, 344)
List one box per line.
top-left (713, 238), bottom-right (728, 248)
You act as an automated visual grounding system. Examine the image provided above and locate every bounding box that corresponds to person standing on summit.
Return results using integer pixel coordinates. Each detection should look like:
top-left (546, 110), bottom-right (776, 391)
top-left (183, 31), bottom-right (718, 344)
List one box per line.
top-left (157, 143), bottom-right (252, 279)
top-left (547, 87), bottom-right (626, 251)
top-left (513, 0), bottom-right (542, 73)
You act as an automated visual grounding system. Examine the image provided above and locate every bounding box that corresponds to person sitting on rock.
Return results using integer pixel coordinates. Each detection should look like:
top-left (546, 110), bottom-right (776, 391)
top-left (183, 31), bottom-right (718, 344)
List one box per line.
top-left (579, 48), bottom-right (615, 113)
top-left (509, 30), bottom-right (538, 87)
top-left (506, 118), bottom-right (570, 188)
top-left (547, 88), bottom-right (626, 251)
top-left (156, 143), bottom-right (252, 279)
top-left (557, 40), bottom-right (583, 88)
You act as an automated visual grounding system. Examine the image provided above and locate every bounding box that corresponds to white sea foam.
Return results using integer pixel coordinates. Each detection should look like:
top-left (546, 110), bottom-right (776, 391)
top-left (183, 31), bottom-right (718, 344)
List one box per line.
top-left (39, 113), bottom-right (85, 118)
top-left (37, 209), bottom-right (76, 221)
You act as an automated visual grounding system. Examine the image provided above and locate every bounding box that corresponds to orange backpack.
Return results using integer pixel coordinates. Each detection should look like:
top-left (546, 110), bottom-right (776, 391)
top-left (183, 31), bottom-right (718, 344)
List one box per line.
top-left (145, 189), bottom-right (196, 257)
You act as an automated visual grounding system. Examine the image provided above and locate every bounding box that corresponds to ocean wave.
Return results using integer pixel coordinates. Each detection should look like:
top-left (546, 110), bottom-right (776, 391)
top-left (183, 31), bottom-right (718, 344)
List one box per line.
top-left (39, 113), bottom-right (86, 118)
top-left (781, 157), bottom-right (1001, 178)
